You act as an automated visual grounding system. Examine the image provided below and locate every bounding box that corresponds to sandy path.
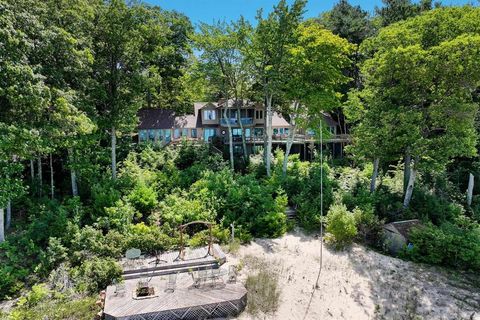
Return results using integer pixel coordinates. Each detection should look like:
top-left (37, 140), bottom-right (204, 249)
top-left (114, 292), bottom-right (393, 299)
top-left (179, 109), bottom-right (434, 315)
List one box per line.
top-left (226, 229), bottom-right (480, 320)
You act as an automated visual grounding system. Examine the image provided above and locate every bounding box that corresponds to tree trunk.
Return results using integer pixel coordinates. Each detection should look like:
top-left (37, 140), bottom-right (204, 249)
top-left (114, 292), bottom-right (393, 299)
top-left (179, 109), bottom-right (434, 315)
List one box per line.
top-left (68, 148), bottom-right (78, 197)
top-left (6, 201), bottom-right (11, 230)
top-left (237, 108), bottom-right (248, 163)
top-left (404, 151), bottom-right (411, 193)
top-left (0, 207), bottom-right (4, 243)
top-left (223, 108), bottom-right (234, 170)
top-left (49, 153), bottom-right (54, 199)
top-left (265, 94), bottom-right (273, 177)
top-left (111, 126), bottom-right (117, 180)
top-left (403, 158), bottom-right (418, 208)
top-left (37, 156), bottom-right (42, 196)
top-left (467, 173), bottom-right (474, 206)
top-left (282, 123), bottom-right (296, 176)
top-left (30, 159), bottom-right (35, 182)
top-left (370, 158), bottom-right (380, 193)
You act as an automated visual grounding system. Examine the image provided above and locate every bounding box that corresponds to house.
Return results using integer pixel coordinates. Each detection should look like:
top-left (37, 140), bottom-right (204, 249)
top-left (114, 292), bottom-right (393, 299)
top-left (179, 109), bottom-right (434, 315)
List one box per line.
top-left (137, 100), bottom-right (350, 158)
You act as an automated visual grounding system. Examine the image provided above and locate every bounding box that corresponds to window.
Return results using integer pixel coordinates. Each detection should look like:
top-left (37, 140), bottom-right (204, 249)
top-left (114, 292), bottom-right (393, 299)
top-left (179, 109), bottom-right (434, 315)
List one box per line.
top-left (254, 128), bottom-right (263, 136)
top-left (204, 128), bottom-right (216, 141)
top-left (139, 130), bottom-right (147, 142)
top-left (255, 110), bottom-right (263, 119)
top-left (245, 128), bottom-right (251, 138)
top-left (279, 128), bottom-right (284, 134)
top-left (273, 128), bottom-right (278, 135)
top-left (148, 129), bottom-right (156, 141)
top-left (182, 128), bottom-right (188, 137)
top-left (165, 129), bottom-right (171, 142)
top-left (284, 128), bottom-right (289, 135)
top-left (158, 129), bottom-right (164, 140)
top-left (203, 109), bottom-right (216, 120)
top-left (174, 128), bottom-right (180, 139)
top-left (232, 128), bottom-right (242, 136)
top-left (191, 128), bottom-right (197, 138)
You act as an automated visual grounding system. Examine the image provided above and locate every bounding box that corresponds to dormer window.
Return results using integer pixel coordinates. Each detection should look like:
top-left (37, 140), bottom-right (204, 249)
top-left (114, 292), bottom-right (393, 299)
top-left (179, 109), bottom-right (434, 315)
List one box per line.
top-left (203, 109), bottom-right (216, 120)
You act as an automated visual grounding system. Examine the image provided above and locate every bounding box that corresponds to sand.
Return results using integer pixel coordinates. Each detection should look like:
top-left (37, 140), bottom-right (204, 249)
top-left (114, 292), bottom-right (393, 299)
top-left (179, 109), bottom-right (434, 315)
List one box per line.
top-left (226, 229), bottom-right (480, 320)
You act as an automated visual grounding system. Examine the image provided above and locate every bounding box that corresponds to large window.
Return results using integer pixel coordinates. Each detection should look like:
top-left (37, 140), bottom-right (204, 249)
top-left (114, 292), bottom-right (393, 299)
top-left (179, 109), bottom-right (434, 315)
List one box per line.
top-left (157, 129), bottom-right (164, 140)
top-left (191, 128), bottom-right (197, 138)
top-left (254, 128), bottom-right (264, 137)
top-left (203, 109), bottom-right (216, 120)
top-left (165, 129), bottom-right (171, 142)
top-left (174, 128), bottom-right (180, 139)
top-left (148, 129), bottom-right (156, 141)
top-left (139, 130), bottom-right (147, 142)
top-left (204, 128), bottom-right (216, 141)
top-left (245, 128), bottom-right (251, 138)
top-left (232, 128), bottom-right (242, 136)
top-left (182, 128), bottom-right (188, 137)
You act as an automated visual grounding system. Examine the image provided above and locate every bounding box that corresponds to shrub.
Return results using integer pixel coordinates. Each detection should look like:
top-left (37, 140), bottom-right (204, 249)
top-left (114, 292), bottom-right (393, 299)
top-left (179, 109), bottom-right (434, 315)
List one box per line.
top-left (325, 204), bottom-right (357, 249)
top-left (128, 183), bottom-right (158, 216)
top-left (353, 207), bottom-right (385, 247)
top-left (155, 191), bottom-right (216, 226)
top-left (295, 161), bottom-right (334, 231)
top-left (73, 257), bottom-right (122, 294)
top-left (405, 220), bottom-right (480, 271)
top-left (96, 200), bottom-right (135, 232)
top-left (126, 223), bottom-right (174, 254)
top-left (188, 225), bottom-right (230, 247)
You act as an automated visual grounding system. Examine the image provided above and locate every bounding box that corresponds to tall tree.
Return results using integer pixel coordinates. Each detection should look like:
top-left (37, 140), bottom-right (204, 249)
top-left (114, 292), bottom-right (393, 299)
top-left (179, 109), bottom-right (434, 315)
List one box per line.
top-left (281, 22), bottom-right (353, 175)
top-left (375, 0), bottom-right (436, 27)
top-left (244, 0), bottom-right (306, 176)
top-left (351, 7), bottom-right (480, 208)
top-left (196, 21), bottom-right (251, 169)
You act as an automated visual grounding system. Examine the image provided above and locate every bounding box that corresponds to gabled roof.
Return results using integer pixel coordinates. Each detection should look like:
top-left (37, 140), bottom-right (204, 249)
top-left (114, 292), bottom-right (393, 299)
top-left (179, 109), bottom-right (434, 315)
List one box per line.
top-left (138, 105), bottom-right (202, 130)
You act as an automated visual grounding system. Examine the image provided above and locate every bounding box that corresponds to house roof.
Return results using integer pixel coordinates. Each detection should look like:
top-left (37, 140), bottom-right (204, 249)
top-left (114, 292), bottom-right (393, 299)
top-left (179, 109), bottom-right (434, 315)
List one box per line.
top-left (384, 219), bottom-right (422, 240)
top-left (138, 102), bottom-right (338, 130)
top-left (138, 104), bottom-right (202, 130)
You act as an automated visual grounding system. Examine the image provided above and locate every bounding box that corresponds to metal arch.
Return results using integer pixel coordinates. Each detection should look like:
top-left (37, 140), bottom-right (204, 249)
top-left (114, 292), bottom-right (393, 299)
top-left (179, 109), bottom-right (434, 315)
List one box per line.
top-left (176, 221), bottom-right (214, 261)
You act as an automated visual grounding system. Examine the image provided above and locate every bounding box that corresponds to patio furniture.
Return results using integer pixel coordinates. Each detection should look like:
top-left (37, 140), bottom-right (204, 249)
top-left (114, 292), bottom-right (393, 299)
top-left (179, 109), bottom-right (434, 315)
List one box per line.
top-left (125, 248), bottom-right (144, 268)
top-left (227, 265), bottom-right (237, 283)
top-left (165, 273), bottom-right (177, 293)
top-left (114, 282), bottom-right (126, 297)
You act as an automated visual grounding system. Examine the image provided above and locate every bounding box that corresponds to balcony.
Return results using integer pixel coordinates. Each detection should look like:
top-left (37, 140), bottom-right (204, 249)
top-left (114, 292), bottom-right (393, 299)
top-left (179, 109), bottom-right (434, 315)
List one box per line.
top-left (220, 117), bottom-right (253, 126)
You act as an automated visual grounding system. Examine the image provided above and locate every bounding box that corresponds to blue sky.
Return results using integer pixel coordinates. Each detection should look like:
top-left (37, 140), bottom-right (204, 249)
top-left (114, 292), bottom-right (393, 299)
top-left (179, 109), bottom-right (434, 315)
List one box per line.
top-left (146, 0), bottom-right (475, 25)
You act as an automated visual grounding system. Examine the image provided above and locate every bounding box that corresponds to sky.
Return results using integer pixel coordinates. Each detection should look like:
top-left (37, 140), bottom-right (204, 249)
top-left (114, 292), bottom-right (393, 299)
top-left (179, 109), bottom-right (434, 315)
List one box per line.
top-left (146, 0), bottom-right (475, 25)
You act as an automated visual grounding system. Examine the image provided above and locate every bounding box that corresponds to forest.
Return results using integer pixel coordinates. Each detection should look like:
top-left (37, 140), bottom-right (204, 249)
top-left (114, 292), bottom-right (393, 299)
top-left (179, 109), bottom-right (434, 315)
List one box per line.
top-left (1, 0), bottom-right (480, 318)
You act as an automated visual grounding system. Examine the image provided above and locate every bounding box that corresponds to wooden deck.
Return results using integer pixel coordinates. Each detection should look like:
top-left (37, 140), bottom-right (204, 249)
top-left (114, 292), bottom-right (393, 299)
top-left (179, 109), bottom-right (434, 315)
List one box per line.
top-left (104, 270), bottom-right (247, 320)
top-left (120, 244), bottom-right (226, 278)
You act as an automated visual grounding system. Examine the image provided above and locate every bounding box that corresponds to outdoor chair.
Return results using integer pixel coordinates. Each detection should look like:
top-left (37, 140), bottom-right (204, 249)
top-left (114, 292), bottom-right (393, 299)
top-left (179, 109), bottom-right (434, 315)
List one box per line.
top-left (227, 265), bottom-right (237, 283)
top-left (114, 282), bottom-right (126, 297)
top-left (165, 273), bottom-right (177, 292)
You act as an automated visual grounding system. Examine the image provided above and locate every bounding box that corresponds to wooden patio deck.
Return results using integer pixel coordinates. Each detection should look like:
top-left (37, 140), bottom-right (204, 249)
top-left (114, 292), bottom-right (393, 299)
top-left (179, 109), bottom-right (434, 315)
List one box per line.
top-left (104, 270), bottom-right (247, 320)
top-left (120, 244), bottom-right (226, 280)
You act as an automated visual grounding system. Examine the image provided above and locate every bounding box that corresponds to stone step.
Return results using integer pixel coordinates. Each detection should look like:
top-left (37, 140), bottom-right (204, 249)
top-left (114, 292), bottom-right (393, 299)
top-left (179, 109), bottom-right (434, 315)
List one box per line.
top-left (123, 262), bottom-right (220, 280)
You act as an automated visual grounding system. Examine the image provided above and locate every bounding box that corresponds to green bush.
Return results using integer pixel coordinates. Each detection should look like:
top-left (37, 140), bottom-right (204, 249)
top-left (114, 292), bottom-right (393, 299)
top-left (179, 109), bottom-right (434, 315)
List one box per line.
top-left (128, 183), bottom-right (158, 216)
top-left (126, 223), bottom-right (174, 254)
top-left (405, 219), bottom-right (480, 271)
top-left (353, 207), bottom-right (384, 247)
top-left (73, 257), bottom-right (122, 294)
top-left (325, 204), bottom-right (357, 249)
top-left (188, 225), bottom-right (230, 247)
top-left (295, 161), bottom-right (334, 231)
top-left (96, 200), bottom-right (135, 232)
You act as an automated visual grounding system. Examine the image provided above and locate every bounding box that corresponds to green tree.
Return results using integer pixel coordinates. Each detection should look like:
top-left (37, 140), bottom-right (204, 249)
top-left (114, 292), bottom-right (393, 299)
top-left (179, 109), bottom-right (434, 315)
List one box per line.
top-left (244, 0), bottom-right (306, 176)
top-left (281, 22), bottom-right (353, 175)
top-left (351, 7), bottom-right (480, 208)
top-left (195, 21), bottom-right (251, 169)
